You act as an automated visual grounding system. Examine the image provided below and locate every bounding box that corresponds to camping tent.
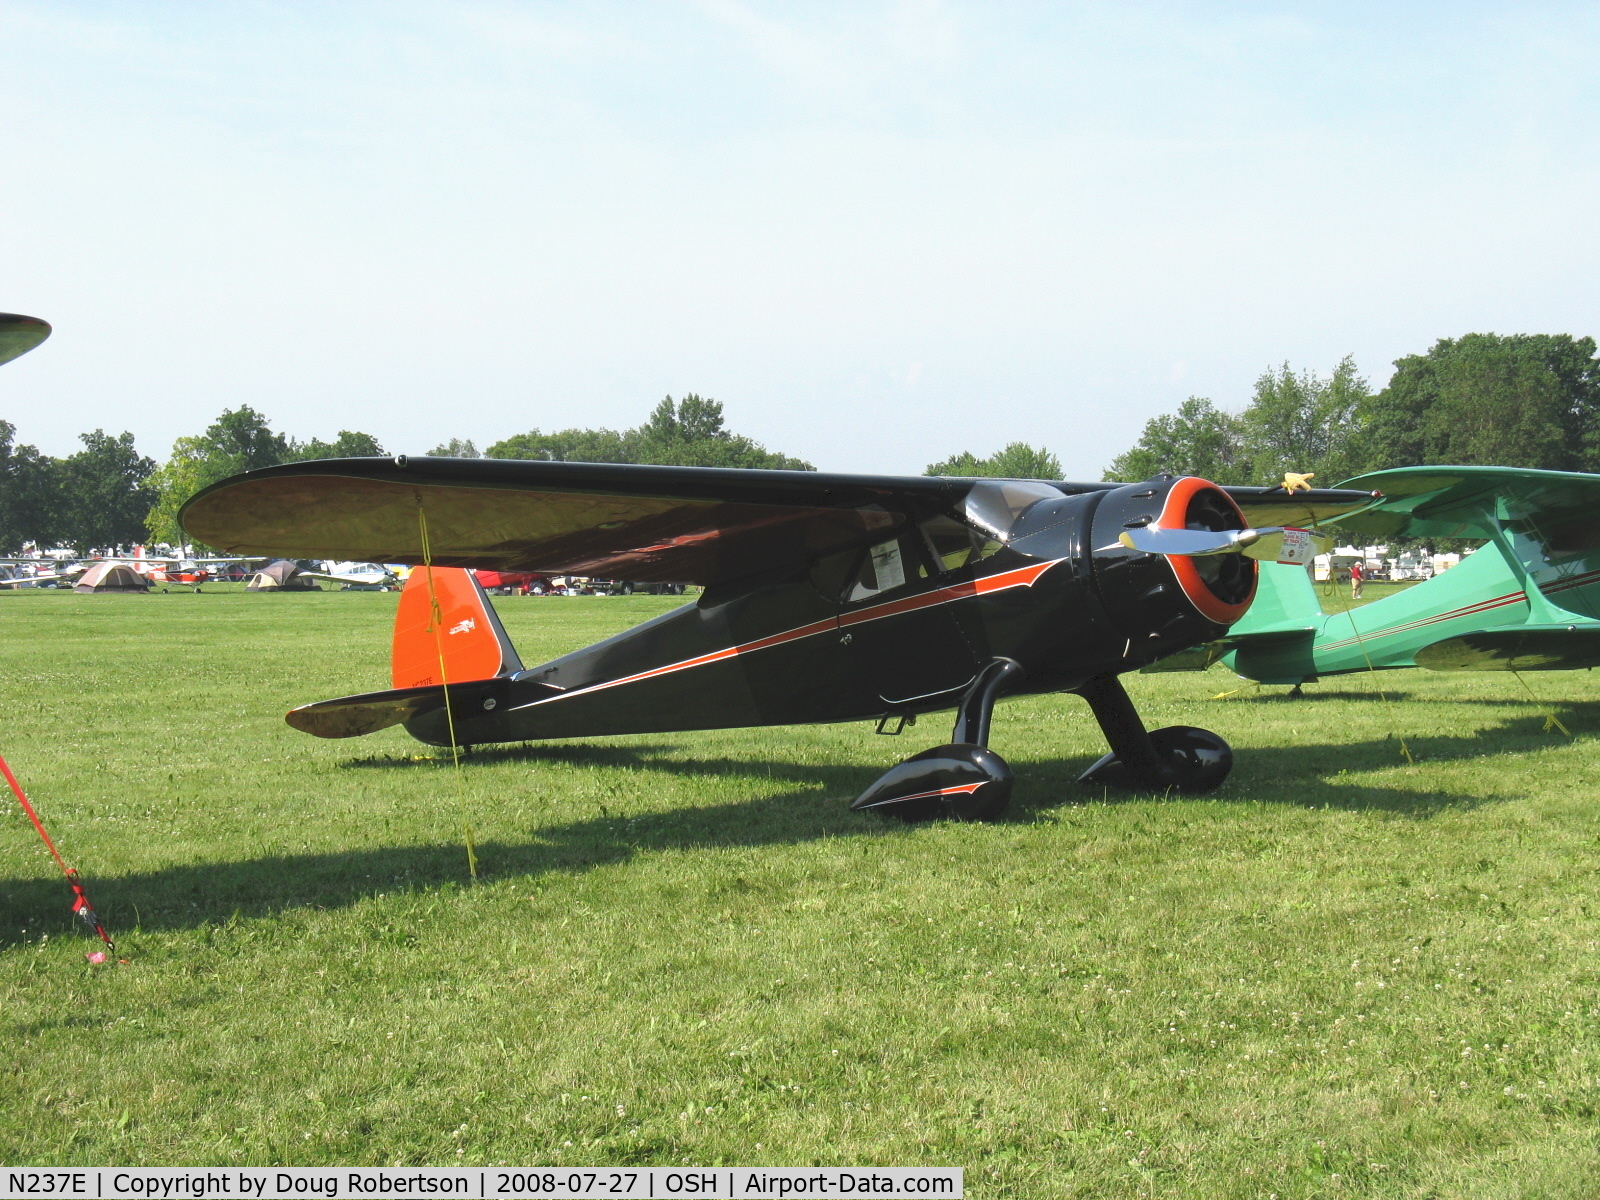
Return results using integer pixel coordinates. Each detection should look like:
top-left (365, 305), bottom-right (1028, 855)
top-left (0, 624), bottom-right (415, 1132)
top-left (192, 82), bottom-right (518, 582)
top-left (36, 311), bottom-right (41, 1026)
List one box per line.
top-left (246, 559), bottom-right (320, 591)
top-left (73, 563), bottom-right (150, 593)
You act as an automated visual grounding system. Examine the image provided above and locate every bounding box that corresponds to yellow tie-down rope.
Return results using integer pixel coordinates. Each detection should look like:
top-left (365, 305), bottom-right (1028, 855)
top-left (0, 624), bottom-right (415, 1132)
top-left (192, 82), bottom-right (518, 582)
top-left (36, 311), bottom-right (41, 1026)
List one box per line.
top-left (417, 495), bottom-right (479, 879)
top-left (1511, 669), bottom-right (1572, 736)
top-left (1341, 605), bottom-right (1415, 765)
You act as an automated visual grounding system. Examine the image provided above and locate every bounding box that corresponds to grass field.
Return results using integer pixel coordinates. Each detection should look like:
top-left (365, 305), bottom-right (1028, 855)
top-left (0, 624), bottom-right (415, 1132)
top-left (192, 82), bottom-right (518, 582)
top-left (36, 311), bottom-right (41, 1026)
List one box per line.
top-left (2, 584), bottom-right (1598, 1195)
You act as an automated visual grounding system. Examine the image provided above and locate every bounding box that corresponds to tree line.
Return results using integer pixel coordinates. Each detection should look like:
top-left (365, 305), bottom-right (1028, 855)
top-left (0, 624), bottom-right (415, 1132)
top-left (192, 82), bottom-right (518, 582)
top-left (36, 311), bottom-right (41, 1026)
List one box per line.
top-left (0, 411), bottom-right (389, 554)
top-left (8, 331), bottom-right (1588, 555)
top-left (0, 424), bottom-right (159, 555)
top-left (1104, 333), bottom-right (1600, 487)
top-left (0, 395), bottom-right (821, 553)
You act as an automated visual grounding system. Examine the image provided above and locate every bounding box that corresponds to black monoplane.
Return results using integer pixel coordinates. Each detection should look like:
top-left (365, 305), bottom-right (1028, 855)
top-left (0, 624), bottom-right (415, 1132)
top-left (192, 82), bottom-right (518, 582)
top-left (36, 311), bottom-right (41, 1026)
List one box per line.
top-left (181, 458), bottom-right (1376, 819)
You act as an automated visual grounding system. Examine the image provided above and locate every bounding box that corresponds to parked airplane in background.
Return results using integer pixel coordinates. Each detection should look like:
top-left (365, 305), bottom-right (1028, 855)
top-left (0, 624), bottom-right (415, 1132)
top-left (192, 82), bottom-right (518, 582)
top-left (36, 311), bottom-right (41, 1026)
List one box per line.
top-left (109, 549), bottom-right (259, 590)
top-left (308, 561), bottom-right (398, 589)
top-left (1152, 466), bottom-right (1600, 691)
top-left (0, 560), bottom-right (82, 588)
top-left (182, 456), bottom-right (1376, 819)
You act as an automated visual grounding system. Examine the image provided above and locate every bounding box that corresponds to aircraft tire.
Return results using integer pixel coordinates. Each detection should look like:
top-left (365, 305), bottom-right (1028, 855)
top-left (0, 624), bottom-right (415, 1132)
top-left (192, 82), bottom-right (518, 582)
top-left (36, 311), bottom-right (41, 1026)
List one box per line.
top-left (852, 743), bottom-right (1013, 823)
top-left (1148, 725), bottom-right (1232, 792)
top-left (1077, 726), bottom-right (1232, 794)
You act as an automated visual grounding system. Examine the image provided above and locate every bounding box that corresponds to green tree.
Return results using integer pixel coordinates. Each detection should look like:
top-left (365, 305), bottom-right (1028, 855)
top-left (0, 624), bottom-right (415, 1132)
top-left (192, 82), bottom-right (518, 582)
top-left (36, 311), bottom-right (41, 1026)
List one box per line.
top-left (146, 437), bottom-right (220, 547)
top-left (1103, 397), bottom-right (1250, 484)
top-left (486, 396), bottom-right (813, 470)
top-left (292, 430), bottom-right (386, 460)
top-left (486, 428), bottom-right (638, 463)
top-left (643, 394), bottom-right (726, 443)
top-left (58, 429), bottom-right (156, 551)
top-left (426, 438), bottom-right (480, 457)
top-left (0, 419), bottom-right (66, 553)
top-left (1238, 356), bottom-right (1369, 486)
top-left (204, 405), bottom-right (291, 473)
top-left (924, 442), bottom-right (1063, 479)
top-left (634, 395), bottom-right (813, 469)
top-left (1359, 334), bottom-right (1600, 475)
top-left (146, 407), bottom-right (292, 547)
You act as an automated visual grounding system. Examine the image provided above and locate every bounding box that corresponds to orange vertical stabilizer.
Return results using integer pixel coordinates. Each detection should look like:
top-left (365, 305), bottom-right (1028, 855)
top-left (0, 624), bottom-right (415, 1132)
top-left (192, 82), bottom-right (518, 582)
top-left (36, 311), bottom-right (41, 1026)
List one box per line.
top-left (392, 567), bottom-right (524, 689)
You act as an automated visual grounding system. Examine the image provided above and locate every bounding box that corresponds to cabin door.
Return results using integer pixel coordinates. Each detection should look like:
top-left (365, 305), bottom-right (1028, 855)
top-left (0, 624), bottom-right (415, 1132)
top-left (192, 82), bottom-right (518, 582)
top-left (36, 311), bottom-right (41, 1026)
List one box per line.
top-left (835, 530), bottom-right (979, 710)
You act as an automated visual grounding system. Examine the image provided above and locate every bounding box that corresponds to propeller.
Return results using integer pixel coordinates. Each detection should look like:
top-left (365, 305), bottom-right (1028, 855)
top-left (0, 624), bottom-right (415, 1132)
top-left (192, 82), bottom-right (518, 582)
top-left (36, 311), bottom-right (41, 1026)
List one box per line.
top-left (0, 314), bottom-right (52, 367)
top-left (1112, 525), bottom-right (1331, 562)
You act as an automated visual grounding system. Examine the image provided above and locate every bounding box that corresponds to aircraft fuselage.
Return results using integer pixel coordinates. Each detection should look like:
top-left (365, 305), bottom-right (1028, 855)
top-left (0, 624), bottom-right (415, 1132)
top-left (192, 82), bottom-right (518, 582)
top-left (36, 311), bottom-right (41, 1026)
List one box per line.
top-left (402, 479), bottom-right (1249, 746)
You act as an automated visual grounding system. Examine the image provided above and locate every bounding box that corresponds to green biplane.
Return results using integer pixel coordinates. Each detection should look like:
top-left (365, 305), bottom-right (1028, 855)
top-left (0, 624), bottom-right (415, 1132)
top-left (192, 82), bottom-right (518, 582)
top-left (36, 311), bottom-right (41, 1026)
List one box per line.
top-left (1154, 466), bottom-right (1600, 689)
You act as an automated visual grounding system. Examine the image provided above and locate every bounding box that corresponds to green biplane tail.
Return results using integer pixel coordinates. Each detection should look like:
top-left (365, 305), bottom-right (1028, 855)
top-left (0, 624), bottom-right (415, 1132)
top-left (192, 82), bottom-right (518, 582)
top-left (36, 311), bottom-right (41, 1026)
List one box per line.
top-left (1144, 560), bottom-right (1322, 679)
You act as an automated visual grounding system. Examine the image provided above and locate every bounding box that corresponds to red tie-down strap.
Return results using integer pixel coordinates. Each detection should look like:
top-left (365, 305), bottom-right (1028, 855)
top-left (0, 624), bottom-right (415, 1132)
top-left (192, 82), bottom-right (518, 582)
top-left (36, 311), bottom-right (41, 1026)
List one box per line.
top-left (1, 752), bottom-right (117, 959)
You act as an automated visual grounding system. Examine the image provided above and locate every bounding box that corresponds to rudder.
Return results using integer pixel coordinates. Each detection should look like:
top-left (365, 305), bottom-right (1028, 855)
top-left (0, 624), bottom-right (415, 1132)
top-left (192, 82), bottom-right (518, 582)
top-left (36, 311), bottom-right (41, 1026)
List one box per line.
top-left (392, 567), bottom-right (524, 689)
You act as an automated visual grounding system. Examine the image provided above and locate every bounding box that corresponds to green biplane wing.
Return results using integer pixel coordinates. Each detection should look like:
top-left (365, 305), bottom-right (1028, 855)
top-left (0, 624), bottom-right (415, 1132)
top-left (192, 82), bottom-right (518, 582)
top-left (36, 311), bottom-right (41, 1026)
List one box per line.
top-left (1414, 625), bottom-right (1600, 672)
top-left (1334, 465), bottom-right (1600, 553)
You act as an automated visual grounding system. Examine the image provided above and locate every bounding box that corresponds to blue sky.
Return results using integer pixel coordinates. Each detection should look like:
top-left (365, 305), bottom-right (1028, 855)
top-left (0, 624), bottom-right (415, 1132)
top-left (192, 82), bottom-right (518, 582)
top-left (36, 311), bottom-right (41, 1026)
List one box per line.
top-left (2, 1), bottom-right (1596, 477)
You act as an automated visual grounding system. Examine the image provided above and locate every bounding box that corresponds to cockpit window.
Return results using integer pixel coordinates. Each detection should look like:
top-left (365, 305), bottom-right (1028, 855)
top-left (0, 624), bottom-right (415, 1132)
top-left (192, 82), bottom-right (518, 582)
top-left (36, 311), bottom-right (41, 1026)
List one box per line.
top-left (840, 489), bottom-right (1049, 602)
top-left (847, 538), bottom-right (909, 602)
top-left (920, 515), bottom-right (978, 573)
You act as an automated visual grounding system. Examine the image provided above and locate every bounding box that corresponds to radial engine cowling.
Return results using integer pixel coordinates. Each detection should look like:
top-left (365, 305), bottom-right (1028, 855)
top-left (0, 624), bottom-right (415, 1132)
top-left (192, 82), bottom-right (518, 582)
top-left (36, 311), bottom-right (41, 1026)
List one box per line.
top-left (1087, 476), bottom-right (1257, 666)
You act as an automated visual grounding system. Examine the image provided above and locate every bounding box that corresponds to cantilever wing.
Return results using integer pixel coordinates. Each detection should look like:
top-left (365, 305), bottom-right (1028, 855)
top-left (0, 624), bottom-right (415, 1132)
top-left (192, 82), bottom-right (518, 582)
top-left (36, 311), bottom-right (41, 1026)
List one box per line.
top-left (180, 457), bottom-right (973, 587)
top-left (180, 458), bottom-right (1381, 589)
top-left (1212, 485), bottom-right (1382, 533)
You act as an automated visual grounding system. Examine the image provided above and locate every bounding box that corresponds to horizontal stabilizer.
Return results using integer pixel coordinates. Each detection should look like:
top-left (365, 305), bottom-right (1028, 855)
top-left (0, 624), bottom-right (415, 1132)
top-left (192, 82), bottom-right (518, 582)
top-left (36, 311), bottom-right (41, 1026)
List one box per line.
top-left (1415, 625), bottom-right (1600, 672)
top-left (287, 680), bottom-right (504, 739)
top-left (1142, 628), bottom-right (1313, 673)
top-left (1141, 643), bottom-right (1229, 673)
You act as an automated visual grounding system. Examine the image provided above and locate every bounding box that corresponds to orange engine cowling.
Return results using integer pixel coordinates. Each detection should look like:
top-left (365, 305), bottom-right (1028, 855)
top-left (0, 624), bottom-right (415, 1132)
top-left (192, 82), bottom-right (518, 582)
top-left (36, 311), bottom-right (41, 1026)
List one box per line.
top-left (1086, 475), bottom-right (1257, 663)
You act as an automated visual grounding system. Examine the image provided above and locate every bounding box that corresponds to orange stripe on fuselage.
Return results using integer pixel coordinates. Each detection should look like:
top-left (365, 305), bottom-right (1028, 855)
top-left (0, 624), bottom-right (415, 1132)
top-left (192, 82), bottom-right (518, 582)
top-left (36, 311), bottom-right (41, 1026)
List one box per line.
top-left (866, 781), bottom-right (987, 807)
top-left (514, 558), bottom-right (1068, 710)
top-left (1314, 589), bottom-right (1526, 653)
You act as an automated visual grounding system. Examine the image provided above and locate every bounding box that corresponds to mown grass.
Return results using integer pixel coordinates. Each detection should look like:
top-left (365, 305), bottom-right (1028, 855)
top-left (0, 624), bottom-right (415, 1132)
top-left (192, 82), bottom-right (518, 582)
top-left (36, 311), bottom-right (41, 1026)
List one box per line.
top-left (1, 587), bottom-right (1597, 1196)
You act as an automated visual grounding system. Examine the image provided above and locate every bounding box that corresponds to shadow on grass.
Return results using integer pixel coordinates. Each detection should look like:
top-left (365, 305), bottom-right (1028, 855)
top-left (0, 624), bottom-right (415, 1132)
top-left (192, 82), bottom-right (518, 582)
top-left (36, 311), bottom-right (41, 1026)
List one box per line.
top-left (1011, 701), bottom-right (1593, 820)
top-left (0, 772), bottom-right (883, 947)
top-left (1223, 686), bottom-right (1600, 708)
top-left (4, 703), bottom-right (1584, 946)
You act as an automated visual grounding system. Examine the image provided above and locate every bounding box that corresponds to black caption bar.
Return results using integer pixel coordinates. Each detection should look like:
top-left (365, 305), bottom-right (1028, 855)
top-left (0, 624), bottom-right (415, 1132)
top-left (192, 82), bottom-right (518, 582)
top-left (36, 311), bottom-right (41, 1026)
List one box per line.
top-left (0, 1168), bottom-right (962, 1200)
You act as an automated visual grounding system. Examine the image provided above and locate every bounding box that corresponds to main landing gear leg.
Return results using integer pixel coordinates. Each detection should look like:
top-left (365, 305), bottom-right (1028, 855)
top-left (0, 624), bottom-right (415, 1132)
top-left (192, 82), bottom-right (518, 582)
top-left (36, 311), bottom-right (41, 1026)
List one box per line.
top-left (1075, 673), bottom-right (1232, 793)
top-left (851, 658), bottom-right (1026, 822)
